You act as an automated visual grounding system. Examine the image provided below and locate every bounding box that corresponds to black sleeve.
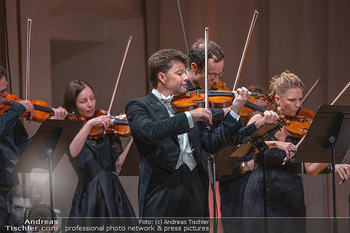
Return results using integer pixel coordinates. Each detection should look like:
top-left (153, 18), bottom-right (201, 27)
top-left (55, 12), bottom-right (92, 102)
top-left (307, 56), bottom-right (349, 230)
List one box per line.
top-left (125, 98), bottom-right (190, 144)
top-left (199, 113), bottom-right (244, 154)
top-left (0, 103), bottom-right (26, 139)
top-left (226, 122), bottom-right (258, 146)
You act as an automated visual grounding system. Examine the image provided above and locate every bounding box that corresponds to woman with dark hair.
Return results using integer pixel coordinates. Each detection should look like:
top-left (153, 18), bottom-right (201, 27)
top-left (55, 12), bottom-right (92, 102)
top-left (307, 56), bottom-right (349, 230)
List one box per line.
top-left (63, 80), bottom-right (135, 218)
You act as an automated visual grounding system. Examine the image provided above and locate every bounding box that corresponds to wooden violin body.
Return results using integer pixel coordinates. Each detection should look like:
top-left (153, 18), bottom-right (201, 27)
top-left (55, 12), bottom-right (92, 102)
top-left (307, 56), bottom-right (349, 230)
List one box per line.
top-left (171, 90), bottom-right (233, 112)
top-left (212, 80), bottom-right (257, 123)
top-left (88, 109), bottom-right (131, 139)
top-left (285, 108), bottom-right (315, 138)
top-left (239, 96), bottom-right (259, 124)
top-left (171, 90), bottom-right (267, 115)
top-left (1, 93), bottom-right (52, 123)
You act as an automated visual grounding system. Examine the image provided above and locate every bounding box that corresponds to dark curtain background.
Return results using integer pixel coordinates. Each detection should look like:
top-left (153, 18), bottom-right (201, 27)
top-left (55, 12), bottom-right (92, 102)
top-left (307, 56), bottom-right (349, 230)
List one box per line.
top-left (145, 0), bottom-right (350, 110)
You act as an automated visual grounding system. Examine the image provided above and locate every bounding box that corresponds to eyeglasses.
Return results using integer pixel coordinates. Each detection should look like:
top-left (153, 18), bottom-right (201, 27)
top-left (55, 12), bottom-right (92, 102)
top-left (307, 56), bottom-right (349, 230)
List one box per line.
top-left (208, 71), bottom-right (224, 79)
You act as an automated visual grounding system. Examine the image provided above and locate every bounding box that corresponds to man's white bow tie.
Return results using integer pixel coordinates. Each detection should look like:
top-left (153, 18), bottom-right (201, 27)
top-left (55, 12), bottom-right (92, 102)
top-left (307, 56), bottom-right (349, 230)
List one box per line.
top-left (160, 96), bottom-right (173, 105)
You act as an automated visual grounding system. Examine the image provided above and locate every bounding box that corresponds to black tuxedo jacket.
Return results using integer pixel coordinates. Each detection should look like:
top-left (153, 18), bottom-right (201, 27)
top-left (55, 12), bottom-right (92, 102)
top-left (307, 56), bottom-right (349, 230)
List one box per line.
top-left (125, 92), bottom-right (256, 216)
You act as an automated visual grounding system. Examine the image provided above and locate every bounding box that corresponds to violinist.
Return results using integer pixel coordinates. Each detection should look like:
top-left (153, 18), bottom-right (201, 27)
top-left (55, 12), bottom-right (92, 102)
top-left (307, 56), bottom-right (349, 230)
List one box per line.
top-left (187, 38), bottom-right (224, 91)
top-left (187, 39), bottom-right (279, 218)
top-left (0, 66), bottom-right (67, 230)
top-left (187, 38), bottom-right (259, 120)
top-left (125, 49), bottom-right (278, 217)
top-left (62, 80), bottom-right (135, 220)
top-left (243, 70), bottom-right (350, 232)
top-left (186, 38), bottom-right (232, 125)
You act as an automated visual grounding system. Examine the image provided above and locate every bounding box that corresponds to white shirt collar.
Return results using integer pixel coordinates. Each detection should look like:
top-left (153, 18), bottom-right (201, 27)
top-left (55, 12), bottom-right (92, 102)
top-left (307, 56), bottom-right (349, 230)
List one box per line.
top-left (152, 89), bottom-right (174, 104)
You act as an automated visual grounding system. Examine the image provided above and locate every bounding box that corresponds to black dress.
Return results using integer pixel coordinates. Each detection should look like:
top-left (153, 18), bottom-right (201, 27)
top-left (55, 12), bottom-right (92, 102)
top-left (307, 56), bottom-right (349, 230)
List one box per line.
top-left (67, 134), bottom-right (135, 218)
top-left (243, 135), bottom-right (306, 233)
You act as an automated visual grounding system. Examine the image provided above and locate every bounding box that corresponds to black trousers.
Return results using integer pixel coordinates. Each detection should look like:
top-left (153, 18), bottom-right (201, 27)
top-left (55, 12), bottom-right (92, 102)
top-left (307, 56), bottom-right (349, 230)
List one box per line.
top-left (143, 164), bottom-right (206, 217)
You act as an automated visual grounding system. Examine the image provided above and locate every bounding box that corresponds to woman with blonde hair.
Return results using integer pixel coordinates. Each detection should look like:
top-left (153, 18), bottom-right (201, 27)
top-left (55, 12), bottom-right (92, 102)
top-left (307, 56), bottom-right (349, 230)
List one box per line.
top-left (243, 70), bottom-right (350, 232)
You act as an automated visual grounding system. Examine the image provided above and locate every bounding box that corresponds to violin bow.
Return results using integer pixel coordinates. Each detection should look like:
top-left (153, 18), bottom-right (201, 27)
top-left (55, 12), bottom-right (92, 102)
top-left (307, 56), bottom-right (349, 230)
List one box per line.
top-left (232, 10), bottom-right (259, 91)
top-left (204, 27), bottom-right (209, 109)
top-left (300, 78), bottom-right (321, 106)
top-left (107, 36), bottom-right (133, 115)
top-left (330, 81), bottom-right (350, 105)
top-left (176, 0), bottom-right (189, 56)
top-left (26, 18), bottom-right (32, 100)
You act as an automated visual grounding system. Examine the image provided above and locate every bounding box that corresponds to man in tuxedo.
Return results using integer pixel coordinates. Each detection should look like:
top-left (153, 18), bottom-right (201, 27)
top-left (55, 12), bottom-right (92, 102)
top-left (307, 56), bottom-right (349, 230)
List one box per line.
top-left (125, 49), bottom-right (278, 217)
top-left (0, 66), bottom-right (67, 229)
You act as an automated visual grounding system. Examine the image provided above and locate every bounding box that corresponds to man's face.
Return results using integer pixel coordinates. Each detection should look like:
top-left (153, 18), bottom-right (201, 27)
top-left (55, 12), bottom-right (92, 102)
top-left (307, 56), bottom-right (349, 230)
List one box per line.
top-left (162, 61), bottom-right (188, 95)
top-left (10, 196), bottom-right (25, 226)
top-left (197, 58), bottom-right (224, 89)
top-left (0, 76), bottom-right (9, 108)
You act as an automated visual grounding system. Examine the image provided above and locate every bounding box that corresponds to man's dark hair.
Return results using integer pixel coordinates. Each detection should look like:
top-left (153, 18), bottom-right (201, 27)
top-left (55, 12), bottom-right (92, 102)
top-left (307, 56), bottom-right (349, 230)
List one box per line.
top-left (148, 49), bottom-right (188, 88)
top-left (189, 38), bottom-right (225, 72)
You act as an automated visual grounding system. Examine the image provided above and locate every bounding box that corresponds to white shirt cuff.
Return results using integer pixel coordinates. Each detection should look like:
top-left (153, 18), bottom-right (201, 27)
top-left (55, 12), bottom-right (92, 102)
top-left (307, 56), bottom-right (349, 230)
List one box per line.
top-left (184, 111), bottom-right (194, 128)
top-left (229, 110), bottom-right (240, 121)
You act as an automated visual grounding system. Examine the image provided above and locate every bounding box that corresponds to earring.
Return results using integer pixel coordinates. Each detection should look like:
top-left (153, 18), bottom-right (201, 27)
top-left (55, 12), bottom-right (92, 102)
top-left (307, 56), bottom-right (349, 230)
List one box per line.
top-left (277, 106), bottom-right (281, 112)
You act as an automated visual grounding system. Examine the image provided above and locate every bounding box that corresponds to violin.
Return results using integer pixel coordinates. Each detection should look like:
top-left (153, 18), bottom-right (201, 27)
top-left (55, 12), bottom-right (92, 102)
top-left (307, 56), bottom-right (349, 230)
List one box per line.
top-left (212, 80), bottom-right (275, 124)
top-left (0, 93), bottom-right (72, 123)
top-left (240, 93), bottom-right (276, 124)
top-left (238, 96), bottom-right (257, 124)
top-left (76, 109), bottom-right (131, 139)
top-left (171, 90), bottom-right (267, 114)
top-left (211, 77), bottom-right (277, 124)
top-left (212, 80), bottom-right (256, 122)
top-left (284, 108), bottom-right (315, 138)
top-left (171, 90), bottom-right (231, 112)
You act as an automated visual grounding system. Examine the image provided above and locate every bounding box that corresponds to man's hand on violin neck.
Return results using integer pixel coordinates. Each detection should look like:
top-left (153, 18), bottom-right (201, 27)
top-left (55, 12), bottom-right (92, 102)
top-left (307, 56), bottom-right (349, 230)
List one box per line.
top-left (231, 87), bottom-right (251, 114)
top-left (19, 100), bottom-right (34, 120)
top-left (189, 108), bottom-right (212, 125)
top-left (255, 110), bottom-right (279, 128)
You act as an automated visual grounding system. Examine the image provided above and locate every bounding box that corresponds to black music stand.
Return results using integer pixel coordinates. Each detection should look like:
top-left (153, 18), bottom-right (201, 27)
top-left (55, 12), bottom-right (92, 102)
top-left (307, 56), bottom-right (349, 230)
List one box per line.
top-left (294, 105), bottom-right (350, 233)
top-left (230, 123), bottom-right (282, 158)
top-left (14, 119), bottom-right (84, 211)
top-left (214, 123), bottom-right (282, 175)
top-left (215, 146), bottom-right (239, 175)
